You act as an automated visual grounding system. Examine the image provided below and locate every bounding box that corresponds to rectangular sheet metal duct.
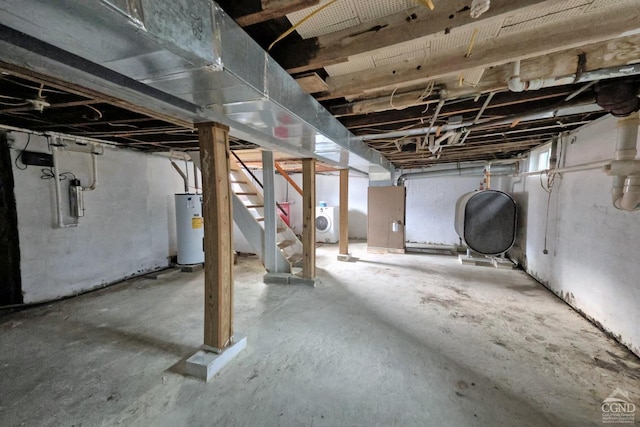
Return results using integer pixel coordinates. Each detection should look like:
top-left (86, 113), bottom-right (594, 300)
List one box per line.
top-left (0, 0), bottom-right (393, 175)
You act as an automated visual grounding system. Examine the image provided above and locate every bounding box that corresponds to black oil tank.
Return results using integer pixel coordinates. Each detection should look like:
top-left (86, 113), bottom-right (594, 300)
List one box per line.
top-left (454, 190), bottom-right (517, 255)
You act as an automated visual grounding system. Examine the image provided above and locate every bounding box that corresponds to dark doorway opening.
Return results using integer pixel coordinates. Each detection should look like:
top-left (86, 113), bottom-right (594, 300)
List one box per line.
top-left (0, 131), bottom-right (22, 306)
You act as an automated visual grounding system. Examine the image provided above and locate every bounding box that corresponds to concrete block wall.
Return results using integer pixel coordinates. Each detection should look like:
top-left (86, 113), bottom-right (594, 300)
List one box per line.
top-left (251, 170), bottom-right (369, 240)
top-left (9, 132), bottom-right (184, 303)
top-left (404, 174), bottom-right (511, 245)
top-left (515, 115), bottom-right (640, 357)
top-left (255, 168), bottom-right (509, 246)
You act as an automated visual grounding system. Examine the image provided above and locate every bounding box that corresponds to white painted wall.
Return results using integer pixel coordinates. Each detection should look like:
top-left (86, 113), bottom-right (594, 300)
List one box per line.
top-left (516, 115), bottom-right (640, 357)
top-left (286, 172), bottom-right (369, 239)
top-left (9, 132), bottom-right (184, 303)
top-left (249, 170), bottom-right (369, 240)
top-left (404, 174), bottom-right (511, 245)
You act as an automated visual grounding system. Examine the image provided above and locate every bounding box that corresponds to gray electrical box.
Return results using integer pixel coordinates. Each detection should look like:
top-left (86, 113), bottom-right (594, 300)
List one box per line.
top-left (69, 179), bottom-right (84, 218)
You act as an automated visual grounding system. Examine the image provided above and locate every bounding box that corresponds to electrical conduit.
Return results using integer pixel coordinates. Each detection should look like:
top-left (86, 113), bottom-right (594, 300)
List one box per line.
top-left (52, 144), bottom-right (77, 228)
top-left (82, 151), bottom-right (98, 191)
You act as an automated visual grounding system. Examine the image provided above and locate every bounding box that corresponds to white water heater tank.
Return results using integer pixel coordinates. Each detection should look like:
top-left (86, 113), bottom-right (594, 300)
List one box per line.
top-left (175, 194), bottom-right (204, 265)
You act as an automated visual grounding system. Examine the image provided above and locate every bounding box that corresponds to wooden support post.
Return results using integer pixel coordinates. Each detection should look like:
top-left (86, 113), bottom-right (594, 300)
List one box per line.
top-left (302, 158), bottom-right (316, 279)
top-left (197, 122), bottom-right (233, 350)
top-left (339, 169), bottom-right (349, 256)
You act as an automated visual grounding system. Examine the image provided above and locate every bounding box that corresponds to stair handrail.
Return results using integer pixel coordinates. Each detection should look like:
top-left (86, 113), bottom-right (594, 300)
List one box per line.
top-left (231, 151), bottom-right (288, 217)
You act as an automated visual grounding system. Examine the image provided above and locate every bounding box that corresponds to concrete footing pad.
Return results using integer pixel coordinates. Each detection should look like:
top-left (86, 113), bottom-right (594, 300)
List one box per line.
top-left (179, 264), bottom-right (203, 273)
top-left (492, 257), bottom-right (518, 269)
top-left (185, 334), bottom-right (247, 382)
top-left (264, 273), bottom-right (317, 287)
top-left (459, 255), bottom-right (517, 269)
top-left (337, 254), bottom-right (358, 262)
top-left (459, 254), bottom-right (493, 267)
top-left (263, 273), bottom-right (290, 284)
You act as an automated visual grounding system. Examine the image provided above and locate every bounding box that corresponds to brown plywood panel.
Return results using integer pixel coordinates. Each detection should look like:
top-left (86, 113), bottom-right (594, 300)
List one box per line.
top-left (367, 186), bottom-right (405, 250)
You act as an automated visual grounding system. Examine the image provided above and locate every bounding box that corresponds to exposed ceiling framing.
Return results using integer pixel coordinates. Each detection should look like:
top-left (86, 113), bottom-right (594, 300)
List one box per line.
top-left (0, 68), bottom-right (258, 152)
top-left (1, 0), bottom-right (639, 171)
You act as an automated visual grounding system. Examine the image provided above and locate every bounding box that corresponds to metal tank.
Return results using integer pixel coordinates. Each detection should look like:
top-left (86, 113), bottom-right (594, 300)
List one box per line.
top-left (455, 190), bottom-right (517, 256)
top-left (175, 194), bottom-right (204, 265)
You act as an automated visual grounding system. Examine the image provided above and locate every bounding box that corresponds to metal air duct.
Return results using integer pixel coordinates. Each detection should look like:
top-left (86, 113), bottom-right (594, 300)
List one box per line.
top-left (0, 0), bottom-right (393, 176)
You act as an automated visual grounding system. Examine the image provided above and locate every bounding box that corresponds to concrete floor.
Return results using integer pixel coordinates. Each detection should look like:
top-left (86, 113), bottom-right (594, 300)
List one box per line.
top-left (1, 243), bottom-right (639, 427)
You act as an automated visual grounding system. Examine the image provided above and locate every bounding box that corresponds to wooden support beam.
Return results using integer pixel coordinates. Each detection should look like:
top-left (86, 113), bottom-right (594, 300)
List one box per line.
top-left (329, 33), bottom-right (640, 115)
top-left (302, 158), bottom-right (316, 279)
top-left (197, 122), bottom-right (234, 350)
top-left (324, 4), bottom-right (640, 100)
top-left (236, 0), bottom-right (320, 27)
top-left (275, 0), bottom-right (568, 74)
top-left (339, 169), bottom-right (349, 256)
top-left (295, 73), bottom-right (329, 94)
top-left (275, 161), bottom-right (303, 195)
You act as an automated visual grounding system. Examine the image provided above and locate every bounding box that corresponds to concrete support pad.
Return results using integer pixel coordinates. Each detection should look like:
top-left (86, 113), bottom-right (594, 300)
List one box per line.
top-left (180, 264), bottom-right (203, 273)
top-left (263, 273), bottom-right (290, 284)
top-left (185, 334), bottom-right (247, 382)
top-left (263, 273), bottom-right (317, 287)
top-left (458, 255), bottom-right (493, 267)
top-left (492, 257), bottom-right (518, 269)
top-left (459, 255), bottom-right (517, 269)
top-left (337, 254), bottom-right (358, 262)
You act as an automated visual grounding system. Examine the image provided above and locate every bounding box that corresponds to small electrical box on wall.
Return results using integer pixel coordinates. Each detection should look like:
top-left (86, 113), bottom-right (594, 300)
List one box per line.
top-left (20, 151), bottom-right (53, 167)
top-left (68, 179), bottom-right (84, 218)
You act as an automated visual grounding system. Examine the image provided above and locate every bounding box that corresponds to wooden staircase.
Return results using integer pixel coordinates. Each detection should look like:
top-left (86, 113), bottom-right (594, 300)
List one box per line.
top-left (229, 158), bottom-right (303, 273)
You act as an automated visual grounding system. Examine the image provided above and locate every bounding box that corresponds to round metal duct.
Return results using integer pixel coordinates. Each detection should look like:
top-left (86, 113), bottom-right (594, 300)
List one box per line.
top-left (595, 80), bottom-right (640, 117)
top-left (454, 190), bottom-right (517, 255)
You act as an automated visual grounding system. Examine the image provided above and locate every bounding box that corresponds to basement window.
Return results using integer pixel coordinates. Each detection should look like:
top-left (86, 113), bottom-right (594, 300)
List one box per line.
top-left (530, 144), bottom-right (551, 172)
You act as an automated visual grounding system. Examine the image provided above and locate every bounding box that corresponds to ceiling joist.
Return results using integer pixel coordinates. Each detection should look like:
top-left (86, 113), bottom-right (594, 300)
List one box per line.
top-left (222, 0), bottom-right (320, 27)
top-left (323, 3), bottom-right (640, 100)
top-left (276, 0), bottom-right (569, 74)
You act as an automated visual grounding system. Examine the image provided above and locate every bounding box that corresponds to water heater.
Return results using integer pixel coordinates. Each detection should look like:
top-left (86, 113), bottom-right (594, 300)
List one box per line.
top-left (455, 190), bottom-right (517, 256)
top-left (175, 194), bottom-right (204, 265)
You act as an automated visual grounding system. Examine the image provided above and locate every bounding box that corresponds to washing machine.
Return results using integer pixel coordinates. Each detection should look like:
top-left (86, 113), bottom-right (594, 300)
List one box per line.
top-left (316, 206), bottom-right (340, 243)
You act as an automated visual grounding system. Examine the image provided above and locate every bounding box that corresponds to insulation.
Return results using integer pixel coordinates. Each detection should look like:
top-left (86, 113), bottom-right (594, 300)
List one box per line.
top-left (287, 0), bottom-right (416, 39)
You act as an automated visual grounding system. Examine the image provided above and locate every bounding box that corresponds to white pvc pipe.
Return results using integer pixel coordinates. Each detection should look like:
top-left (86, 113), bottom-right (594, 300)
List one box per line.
top-left (82, 152), bottom-right (98, 191)
top-left (621, 175), bottom-right (640, 211)
top-left (509, 61), bottom-right (640, 94)
top-left (52, 144), bottom-right (76, 228)
top-left (397, 163), bottom-right (518, 185)
top-left (614, 115), bottom-right (639, 160)
top-left (518, 160), bottom-right (612, 177)
top-left (611, 114), bottom-right (640, 211)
